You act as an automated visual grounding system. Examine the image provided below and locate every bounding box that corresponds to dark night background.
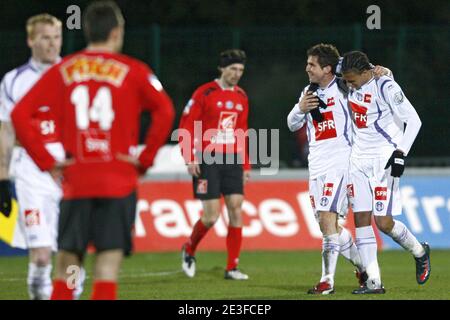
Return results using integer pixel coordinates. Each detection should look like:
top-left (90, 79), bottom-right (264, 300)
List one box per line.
top-left (0, 0), bottom-right (448, 167)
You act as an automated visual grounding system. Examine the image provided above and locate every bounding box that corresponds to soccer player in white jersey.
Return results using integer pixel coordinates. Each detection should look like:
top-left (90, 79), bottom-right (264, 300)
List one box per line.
top-left (0, 14), bottom-right (84, 300)
top-left (287, 44), bottom-right (367, 294)
top-left (341, 51), bottom-right (431, 294)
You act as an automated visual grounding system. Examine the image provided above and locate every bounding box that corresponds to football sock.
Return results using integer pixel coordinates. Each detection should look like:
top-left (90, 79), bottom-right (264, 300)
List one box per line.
top-left (27, 263), bottom-right (53, 300)
top-left (226, 226), bottom-right (242, 271)
top-left (388, 220), bottom-right (425, 258)
top-left (50, 279), bottom-right (74, 300)
top-left (355, 226), bottom-right (381, 285)
top-left (339, 227), bottom-right (364, 272)
top-left (320, 233), bottom-right (340, 286)
top-left (185, 219), bottom-right (210, 256)
top-left (91, 281), bottom-right (117, 300)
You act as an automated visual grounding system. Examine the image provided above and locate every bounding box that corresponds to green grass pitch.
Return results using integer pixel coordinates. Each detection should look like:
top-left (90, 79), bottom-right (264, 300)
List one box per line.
top-left (0, 250), bottom-right (448, 300)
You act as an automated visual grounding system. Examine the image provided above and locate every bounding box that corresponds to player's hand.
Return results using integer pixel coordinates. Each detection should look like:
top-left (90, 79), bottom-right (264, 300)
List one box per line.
top-left (0, 179), bottom-right (12, 217)
top-left (243, 170), bottom-right (250, 185)
top-left (373, 65), bottom-right (391, 78)
top-left (49, 159), bottom-right (75, 183)
top-left (384, 150), bottom-right (405, 177)
top-left (116, 153), bottom-right (144, 171)
top-left (187, 163), bottom-right (201, 178)
top-left (298, 92), bottom-right (319, 114)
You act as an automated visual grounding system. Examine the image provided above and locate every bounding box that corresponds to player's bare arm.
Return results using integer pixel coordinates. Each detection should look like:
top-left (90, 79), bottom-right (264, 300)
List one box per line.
top-left (0, 121), bottom-right (14, 179)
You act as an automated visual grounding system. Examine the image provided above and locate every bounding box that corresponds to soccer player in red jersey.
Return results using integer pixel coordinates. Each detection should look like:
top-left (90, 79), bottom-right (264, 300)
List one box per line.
top-left (178, 49), bottom-right (251, 280)
top-left (11, 1), bottom-right (175, 300)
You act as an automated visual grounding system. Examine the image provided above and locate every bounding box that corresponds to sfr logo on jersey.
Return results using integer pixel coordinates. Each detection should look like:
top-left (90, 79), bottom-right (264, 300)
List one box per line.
top-left (313, 112), bottom-right (337, 141)
top-left (78, 129), bottom-right (112, 162)
top-left (25, 209), bottom-right (40, 227)
top-left (350, 101), bottom-right (368, 128)
top-left (323, 183), bottom-right (334, 196)
top-left (374, 187), bottom-right (388, 200)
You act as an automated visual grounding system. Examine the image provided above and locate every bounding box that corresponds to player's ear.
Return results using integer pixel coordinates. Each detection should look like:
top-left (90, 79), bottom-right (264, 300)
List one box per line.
top-left (323, 65), bottom-right (332, 75)
top-left (27, 36), bottom-right (34, 49)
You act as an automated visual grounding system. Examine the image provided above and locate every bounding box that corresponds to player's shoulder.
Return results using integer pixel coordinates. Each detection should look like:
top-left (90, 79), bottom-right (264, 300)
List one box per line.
top-left (235, 85), bottom-right (248, 99)
top-left (1, 61), bottom-right (36, 84)
top-left (193, 81), bottom-right (219, 97)
top-left (375, 75), bottom-right (396, 91)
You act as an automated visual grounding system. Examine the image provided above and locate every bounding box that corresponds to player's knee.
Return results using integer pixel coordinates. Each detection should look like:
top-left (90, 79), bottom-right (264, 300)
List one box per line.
top-left (375, 218), bottom-right (394, 234)
top-left (201, 215), bottom-right (219, 228)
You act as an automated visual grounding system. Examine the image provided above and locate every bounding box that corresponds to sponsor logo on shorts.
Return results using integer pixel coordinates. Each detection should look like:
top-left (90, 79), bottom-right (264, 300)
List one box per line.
top-left (375, 201), bottom-right (384, 212)
top-left (24, 209), bottom-right (40, 227)
top-left (347, 184), bottom-right (354, 198)
top-left (309, 195), bottom-right (316, 209)
top-left (323, 183), bottom-right (334, 196)
top-left (320, 197), bottom-right (329, 207)
top-left (197, 180), bottom-right (208, 194)
top-left (375, 187), bottom-right (388, 200)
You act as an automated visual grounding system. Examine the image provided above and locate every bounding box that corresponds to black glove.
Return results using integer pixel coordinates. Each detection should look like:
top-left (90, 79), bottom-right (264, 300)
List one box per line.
top-left (0, 179), bottom-right (12, 217)
top-left (384, 150), bottom-right (405, 177)
top-left (307, 83), bottom-right (328, 123)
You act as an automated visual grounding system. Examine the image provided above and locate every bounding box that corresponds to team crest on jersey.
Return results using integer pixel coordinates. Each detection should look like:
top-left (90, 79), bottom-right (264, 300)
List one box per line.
top-left (218, 112), bottom-right (237, 130)
top-left (393, 91), bottom-right (404, 105)
top-left (356, 92), bottom-right (363, 101)
top-left (216, 101), bottom-right (223, 108)
top-left (323, 183), bottom-right (334, 196)
top-left (350, 102), bottom-right (368, 128)
top-left (225, 101), bottom-right (234, 109)
top-left (236, 104), bottom-right (243, 111)
top-left (25, 209), bottom-right (40, 227)
top-left (374, 187), bottom-right (387, 200)
top-left (375, 201), bottom-right (384, 212)
top-left (309, 195), bottom-right (316, 209)
top-left (320, 197), bottom-right (329, 207)
top-left (197, 179), bottom-right (208, 194)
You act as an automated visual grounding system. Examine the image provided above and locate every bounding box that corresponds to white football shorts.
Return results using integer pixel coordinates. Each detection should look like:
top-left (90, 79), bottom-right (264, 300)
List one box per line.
top-left (309, 169), bottom-right (349, 221)
top-left (10, 143), bottom-right (64, 251)
top-left (349, 155), bottom-right (402, 216)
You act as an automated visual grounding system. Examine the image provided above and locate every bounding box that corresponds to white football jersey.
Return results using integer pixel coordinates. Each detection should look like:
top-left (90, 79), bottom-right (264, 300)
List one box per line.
top-left (287, 77), bottom-right (352, 178)
top-left (348, 75), bottom-right (421, 158)
top-left (0, 58), bottom-right (57, 122)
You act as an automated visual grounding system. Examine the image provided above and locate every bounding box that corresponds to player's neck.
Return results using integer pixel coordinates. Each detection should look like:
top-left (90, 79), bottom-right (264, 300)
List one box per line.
top-left (30, 56), bottom-right (58, 72)
top-left (216, 78), bottom-right (235, 90)
top-left (318, 75), bottom-right (335, 89)
top-left (86, 42), bottom-right (117, 53)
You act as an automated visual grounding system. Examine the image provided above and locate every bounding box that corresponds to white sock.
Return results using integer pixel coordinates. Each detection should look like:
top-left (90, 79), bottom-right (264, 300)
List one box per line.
top-left (27, 263), bottom-right (53, 300)
top-left (320, 233), bottom-right (340, 286)
top-left (388, 220), bottom-right (425, 258)
top-left (339, 227), bottom-right (364, 272)
top-left (355, 226), bottom-right (381, 285)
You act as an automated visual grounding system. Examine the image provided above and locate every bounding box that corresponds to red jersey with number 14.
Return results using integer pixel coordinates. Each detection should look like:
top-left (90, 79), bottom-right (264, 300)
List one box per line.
top-left (11, 50), bottom-right (175, 199)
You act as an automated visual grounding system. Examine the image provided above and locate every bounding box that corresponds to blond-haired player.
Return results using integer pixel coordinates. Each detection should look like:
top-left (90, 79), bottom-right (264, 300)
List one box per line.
top-left (0, 14), bottom-right (84, 299)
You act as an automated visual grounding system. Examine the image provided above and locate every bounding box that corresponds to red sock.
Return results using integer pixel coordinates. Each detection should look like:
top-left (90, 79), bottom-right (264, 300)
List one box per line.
top-left (226, 226), bottom-right (242, 271)
top-left (91, 281), bottom-right (117, 300)
top-left (185, 219), bottom-right (209, 255)
top-left (50, 279), bottom-right (74, 300)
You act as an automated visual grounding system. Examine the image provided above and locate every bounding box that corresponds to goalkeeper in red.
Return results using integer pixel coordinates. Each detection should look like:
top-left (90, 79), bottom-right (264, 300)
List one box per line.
top-left (11, 0), bottom-right (175, 299)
